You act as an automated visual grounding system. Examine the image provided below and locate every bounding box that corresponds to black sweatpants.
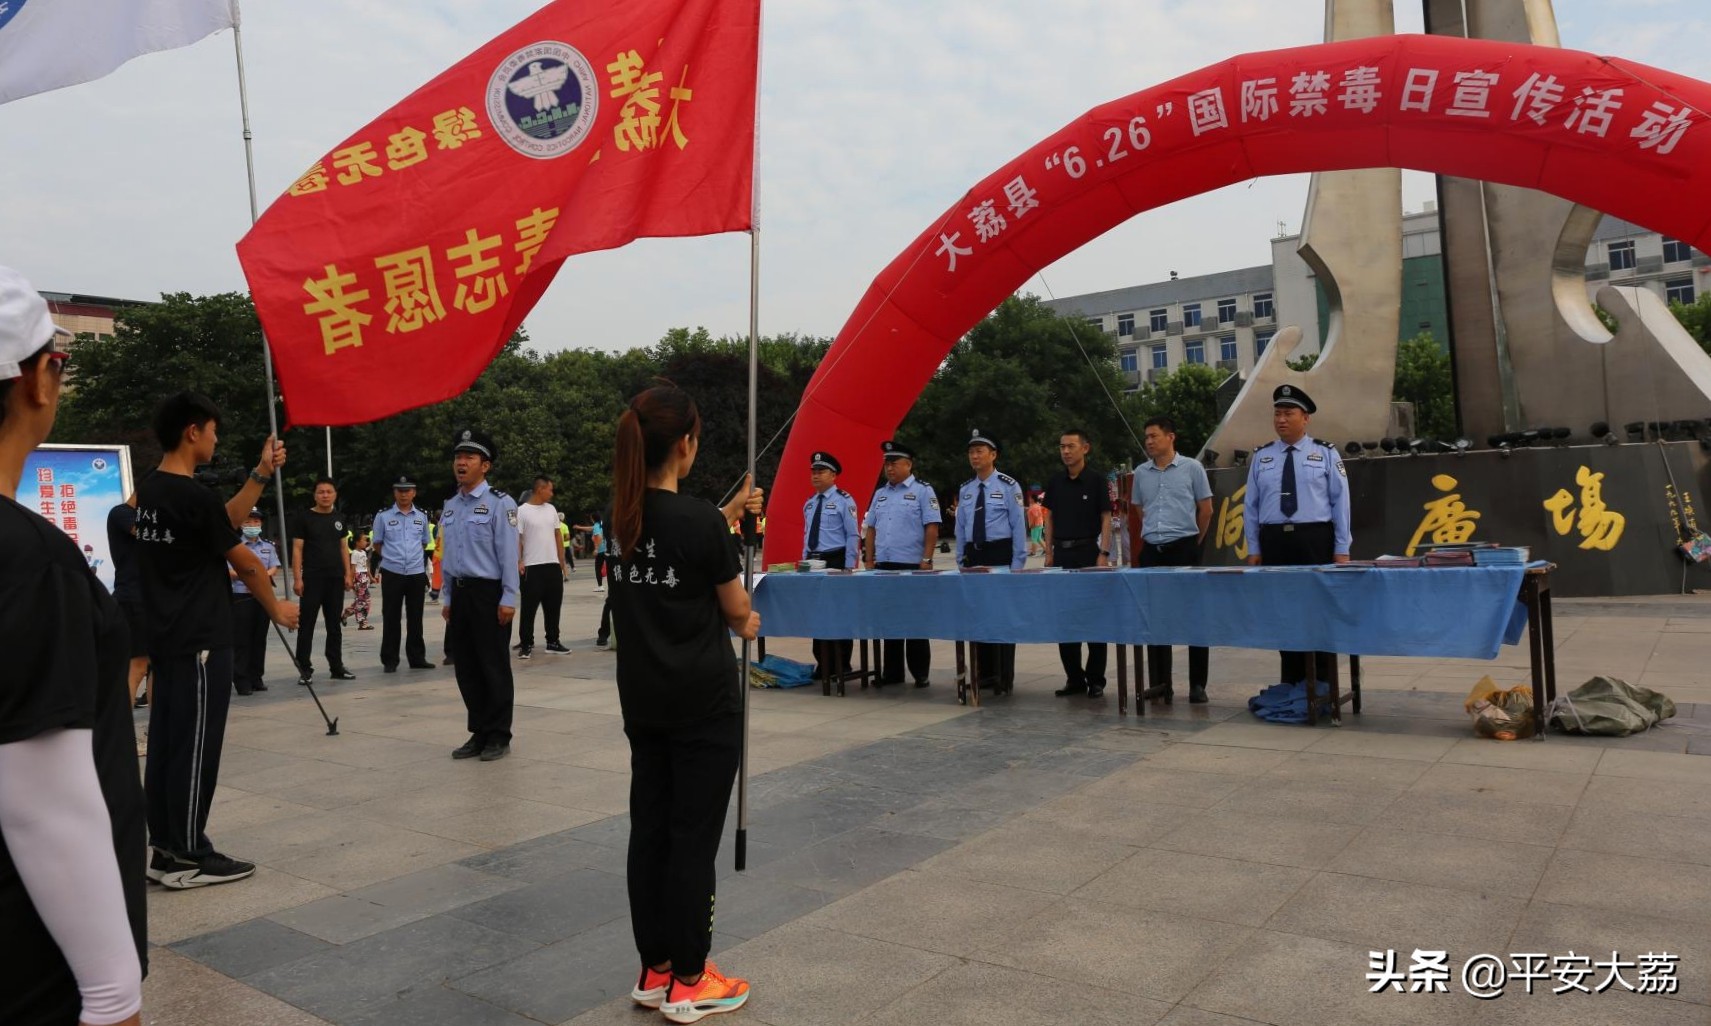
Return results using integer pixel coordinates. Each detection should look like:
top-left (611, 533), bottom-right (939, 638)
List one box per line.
top-left (1138, 534), bottom-right (1209, 689)
top-left (807, 551), bottom-right (852, 676)
top-left (145, 648), bottom-right (233, 859)
top-left (961, 539), bottom-right (1016, 688)
top-left (518, 563), bottom-right (564, 647)
top-left (380, 570), bottom-right (428, 669)
top-left (295, 573), bottom-right (347, 676)
top-left (625, 712), bottom-right (742, 976)
top-left (447, 578), bottom-right (515, 744)
top-left (1052, 542), bottom-right (1108, 686)
top-left (875, 561), bottom-right (931, 682)
top-left (1258, 522), bottom-right (1336, 685)
top-left (231, 594), bottom-right (270, 693)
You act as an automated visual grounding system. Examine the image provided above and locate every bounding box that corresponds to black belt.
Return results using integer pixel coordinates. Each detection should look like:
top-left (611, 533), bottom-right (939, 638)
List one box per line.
top-left (1260, 521), bottom-right (1330, 534)
top-left (1052, 537), bottom-right (1098, 549)
top-left (452, 576), bottom-right (500, 586)
top-left (965, 538), bottom-right (1013, 550)
top-left (804, 550), bottom-right (844, 561)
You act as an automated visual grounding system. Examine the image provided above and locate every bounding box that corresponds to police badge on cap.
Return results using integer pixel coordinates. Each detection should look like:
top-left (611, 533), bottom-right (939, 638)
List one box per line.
top-left (880, 440), bottom-right (913, 461)
top-left (968, 428), bottom-right (998, 450)
top-left (810, 451), bottom-right (842, 474)
top-left (393, 475), bottom-right (417, 490)
top-left (452, 428), bottom-right (497, 461)
top-left (1272, 384), bottom-right (1316, 414)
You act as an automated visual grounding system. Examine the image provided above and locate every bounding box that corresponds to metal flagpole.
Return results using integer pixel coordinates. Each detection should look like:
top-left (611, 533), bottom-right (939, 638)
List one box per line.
top-left (735, 226), bottom-right (758, 872)
top-left (229, 2), bottom-right (293, 603)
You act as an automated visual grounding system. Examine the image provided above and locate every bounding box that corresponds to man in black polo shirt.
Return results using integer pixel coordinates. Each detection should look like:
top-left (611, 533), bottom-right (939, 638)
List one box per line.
top-left (1042, 428), bottom-right (1113, 697)
top-left (291, 477), bottom-right (354, 685)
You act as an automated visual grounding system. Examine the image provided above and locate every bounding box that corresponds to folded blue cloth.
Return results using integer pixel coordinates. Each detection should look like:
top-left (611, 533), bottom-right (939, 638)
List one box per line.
top-left (1248, 679), bottom-right (1332, 724)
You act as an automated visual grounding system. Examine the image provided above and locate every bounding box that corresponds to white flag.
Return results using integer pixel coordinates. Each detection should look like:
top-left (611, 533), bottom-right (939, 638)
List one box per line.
top-left (0, 0), bottom-right (236, 106)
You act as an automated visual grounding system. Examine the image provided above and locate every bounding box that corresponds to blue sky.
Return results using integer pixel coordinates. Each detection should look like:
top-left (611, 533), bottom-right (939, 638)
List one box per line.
top-left (0, 0), bottom-right (1705, 357)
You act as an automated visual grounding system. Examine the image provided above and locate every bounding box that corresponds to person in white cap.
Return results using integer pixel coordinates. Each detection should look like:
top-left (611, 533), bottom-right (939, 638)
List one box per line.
top-left (0, 265), bottom-right (146, 1025)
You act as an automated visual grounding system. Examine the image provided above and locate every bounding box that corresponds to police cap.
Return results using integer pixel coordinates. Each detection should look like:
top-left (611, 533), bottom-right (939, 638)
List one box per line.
top-left (453, 428), bottom-right (497, 461)
top-left (1272, 384), bottom-right (1316, 414)
top-left (810, 451), bottom-right (842, 474)
top-left (967, 428), bottom-right (999, 451)
top-left (392, 474), bottom-right (417, 490)
top-left (880, 440), bottom-right (913, 461)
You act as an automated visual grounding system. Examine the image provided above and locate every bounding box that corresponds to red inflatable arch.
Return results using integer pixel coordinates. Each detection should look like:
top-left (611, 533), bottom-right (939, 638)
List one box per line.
top-left (763, 33), bottom-right (1711, 566)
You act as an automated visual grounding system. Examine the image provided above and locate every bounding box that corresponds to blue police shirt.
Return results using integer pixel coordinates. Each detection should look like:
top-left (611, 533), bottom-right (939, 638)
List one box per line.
top-left (862, 475), bottom-right (941, 565)
top-left (1243, 433), bottom-right (1352, 556)
top-left (955, 470), bottom-right (1028, 568)
top-left (372, 503), bottom-right (431, 575)
top-left (439, 480), bottom-right (521, 608)
top-left (802, 486), bottom-right (860, 566)
top-left (229, 537), bottom-right (278, 596)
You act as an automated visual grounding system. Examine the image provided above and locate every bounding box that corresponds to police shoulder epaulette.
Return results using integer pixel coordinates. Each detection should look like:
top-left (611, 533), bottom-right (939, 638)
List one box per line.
top-left (836, 487), bottom-right (853, 499)
top-left (492, 489), bottom-right (510, 499)
top-left (960, 477), bottom-right (976, 489)
top-left (1255, 440), bottom-right (1277, 451)
top-left (1313, 438), bottom-right (1333, 448)
top-left (997, 472), bottom-right (1018, 487)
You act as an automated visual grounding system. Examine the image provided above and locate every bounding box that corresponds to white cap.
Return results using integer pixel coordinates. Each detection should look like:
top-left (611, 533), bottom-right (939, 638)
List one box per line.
top-left (0, 266), bottom-right (70, 380)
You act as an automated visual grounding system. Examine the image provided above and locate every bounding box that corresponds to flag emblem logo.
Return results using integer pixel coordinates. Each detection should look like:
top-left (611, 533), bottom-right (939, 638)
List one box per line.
top-left (0, 1), bottom-right (29, 32)
top-left (486, 41), bottom-right (598, 160)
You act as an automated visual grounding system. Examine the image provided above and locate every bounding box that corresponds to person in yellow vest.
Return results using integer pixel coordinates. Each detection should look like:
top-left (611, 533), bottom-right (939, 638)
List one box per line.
top-left (427, 519), bottom-right (443, 602)
top-left (557, 511), bottom-right (574, 572)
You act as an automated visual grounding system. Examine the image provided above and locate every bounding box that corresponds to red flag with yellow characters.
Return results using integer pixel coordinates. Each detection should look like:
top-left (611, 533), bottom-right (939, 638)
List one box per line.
top-left (237, 0), bottom-right (760, 426)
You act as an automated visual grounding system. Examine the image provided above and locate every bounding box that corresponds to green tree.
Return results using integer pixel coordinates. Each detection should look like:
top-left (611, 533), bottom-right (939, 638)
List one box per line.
top-left (1133, 362), bottom-right (1225, 458)
top-left (1670, 294), bottom-right (1711, 356)
top-left (1392, 331), bottom-right (1456, 440)
top-left (1286, 351), bottom-right (1319, 371)
top-left (897, 295), bottom-right (1147, 492)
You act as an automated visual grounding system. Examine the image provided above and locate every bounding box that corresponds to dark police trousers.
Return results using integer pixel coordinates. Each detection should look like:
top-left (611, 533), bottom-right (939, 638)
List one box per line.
top-left (518, 563), bottom-right (564, 647)
top-left (231, 593), bottom-right (270, 694)
top-left (380, 570), bottom-right (428, 669)
top-left (446, 577), bottom-right (515, 744)
top-left (145, 647), bottom-right (233, 858)
top-left (1258, 521), bottom-right (1337, 685)
top-left (874, 562), bottom-right (931, 682)
top-left (294, 572), bottom-right (347, 676)
top-left (624, 711), bottom-right (741, 978)
top-left (1052, 539), bottom-right (1108, 686)
top-left (961, 537), bottom-right (1016, 689)
top-left (806, 550), bottom-right (853, 677)
top-left (1138, 534), bottom-right (1209, 690)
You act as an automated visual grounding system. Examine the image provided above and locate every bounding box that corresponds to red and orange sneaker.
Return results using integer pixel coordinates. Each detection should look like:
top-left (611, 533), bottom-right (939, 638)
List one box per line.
top-left (631, 964), bottom-right (672, 1009)
top-left (661, 962), bottom-right (750, 1023)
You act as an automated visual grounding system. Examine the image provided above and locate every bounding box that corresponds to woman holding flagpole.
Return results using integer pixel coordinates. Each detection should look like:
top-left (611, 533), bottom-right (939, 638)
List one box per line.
top-left (608, 382), bottom-right (762, 1024)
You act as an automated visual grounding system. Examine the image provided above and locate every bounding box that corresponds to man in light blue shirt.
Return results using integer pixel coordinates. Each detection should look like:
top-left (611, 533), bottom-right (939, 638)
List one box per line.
top-left (861, 440), bottom-right (941, 686)
top-left (956, 429), bottom-right (1028, 694)
top-left (372, 475), bottom-right (435, 673)
top-left (803, 450), bottom-right (860, 679)
top-left (1243, 384), bottom-right (1352, 688)
top-left (1131, 416), bottom-right (1214, 704)
top-left (228, 508), bottom-right (279, 696)
top-left (439, 429), bottom-right (521, 762)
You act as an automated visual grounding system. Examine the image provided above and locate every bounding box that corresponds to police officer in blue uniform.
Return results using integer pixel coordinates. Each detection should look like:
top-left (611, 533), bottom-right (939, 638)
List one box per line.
top-left (861, 440), bottom-right (941, 686)
top-left (439, 429), bottom-right (522, 761)
top-left (955, 429), bottom-right (1028, 693)
top-left (803, 450), bottom-right (860, 678)
top-left (372, 474), bottom-right (435, 673)
top-left (1244, 384), bottom-right (1352, 687)
top-left (229, 508), bottom-right (280, 695)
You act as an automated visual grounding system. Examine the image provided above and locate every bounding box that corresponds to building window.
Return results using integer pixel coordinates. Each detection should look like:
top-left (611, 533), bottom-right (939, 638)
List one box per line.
top-left (1150, 344), bottom-right (1168, 370)
top-left (1253, 292), bottom-right (1274, 319)
top-left (1182, 304), bottom-right (1202, 328)
top-left (1149, 309), bottom-right (1168, 332)
top-left (1666, 278), bottom-right (1695, 305)
top-left (1184, 339), bottom-right (1205, 364)
top-left (1608, 240), bottom-right (1636, 272)
top-left (1216, 298), bottom-right (1237, 324)
top-left (1664, 238), bottom-right (1693, 263)
top-left (1116, 312), bottom-right (1134, 337)
top-left (1119, 350), bottom-right (1139, 373)
top-left (1255, 330), bottom-right (1274, 358)
top-left (1219, 335), bottom-right (1238, 362)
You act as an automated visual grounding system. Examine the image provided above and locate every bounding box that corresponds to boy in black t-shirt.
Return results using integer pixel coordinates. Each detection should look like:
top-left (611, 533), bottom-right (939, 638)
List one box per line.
top-left (136, 392), bottom-right (300, 889)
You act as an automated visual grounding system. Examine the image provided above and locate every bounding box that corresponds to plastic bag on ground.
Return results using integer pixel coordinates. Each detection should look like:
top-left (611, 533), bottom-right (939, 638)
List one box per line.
top-left (1465, 675), bottom-right (1535, 740)
top-left (747, 653), bottom-right (818, 689)
top-left (1548, 676), bottom-right (1676, 736)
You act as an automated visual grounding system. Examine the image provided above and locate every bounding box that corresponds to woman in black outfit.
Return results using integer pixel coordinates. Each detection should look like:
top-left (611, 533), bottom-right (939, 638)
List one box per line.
top-left (609, 383), bottom-right (761, 1024)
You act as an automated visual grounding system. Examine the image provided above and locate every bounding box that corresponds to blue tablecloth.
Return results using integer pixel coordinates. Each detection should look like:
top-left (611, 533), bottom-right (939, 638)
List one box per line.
top-left (752, 565), bottom-right (1532, 661)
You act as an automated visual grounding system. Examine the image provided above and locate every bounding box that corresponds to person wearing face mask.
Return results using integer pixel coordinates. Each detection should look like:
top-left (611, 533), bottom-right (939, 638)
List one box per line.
top-left (227, 509), bottom-right (280, 696)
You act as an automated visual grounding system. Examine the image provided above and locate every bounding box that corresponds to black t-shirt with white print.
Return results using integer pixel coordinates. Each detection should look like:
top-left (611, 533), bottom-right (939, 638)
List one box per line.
top-left (609, 489), bottom-right (742, 729)
top-left (0, 496), bottom-right (148, 1024)
top-left (135, 469), bottom-right (241, 657)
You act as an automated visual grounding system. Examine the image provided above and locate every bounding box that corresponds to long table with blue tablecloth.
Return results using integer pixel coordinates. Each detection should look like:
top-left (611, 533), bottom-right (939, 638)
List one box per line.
top-left (752, 564), bottom-right (1556, 729)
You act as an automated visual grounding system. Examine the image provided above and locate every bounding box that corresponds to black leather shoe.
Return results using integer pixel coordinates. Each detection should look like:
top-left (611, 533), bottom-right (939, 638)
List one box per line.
top-left (1189, 684), bottom-right (1209, 704)
top-left (1141, 683), bottom-right (1174, 704)
top-left (235, 687), bottom-right (252, 696)
top-left (452, 736), bottom-right (483, 759)
top-left (913, 678), bottom-right (930, 689)
top-left (479, 742), bottom-right (510, 762)
top-left (383, 665), bottom-right (398, 673)
top-left (329, 669), bottom-right (356, 681)
top-left (1054, 682), bottom-right (1087, 697)
top-left (252, 681), bottom-right (268, 692)
top-left (441, 656), bottom-right (455, 666)
top-left (408, 661), bottom-right (436, 670)
top-left (1086, 684), bottom-right (1105, 698)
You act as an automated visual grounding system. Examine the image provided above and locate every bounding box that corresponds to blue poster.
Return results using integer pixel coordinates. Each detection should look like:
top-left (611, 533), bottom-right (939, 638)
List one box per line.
top-left (22, 444), bottom-right (133, 593)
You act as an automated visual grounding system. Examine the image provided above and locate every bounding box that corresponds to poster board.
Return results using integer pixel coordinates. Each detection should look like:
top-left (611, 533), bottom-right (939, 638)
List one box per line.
top-left (23, 443), bottom-right (134, 593)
